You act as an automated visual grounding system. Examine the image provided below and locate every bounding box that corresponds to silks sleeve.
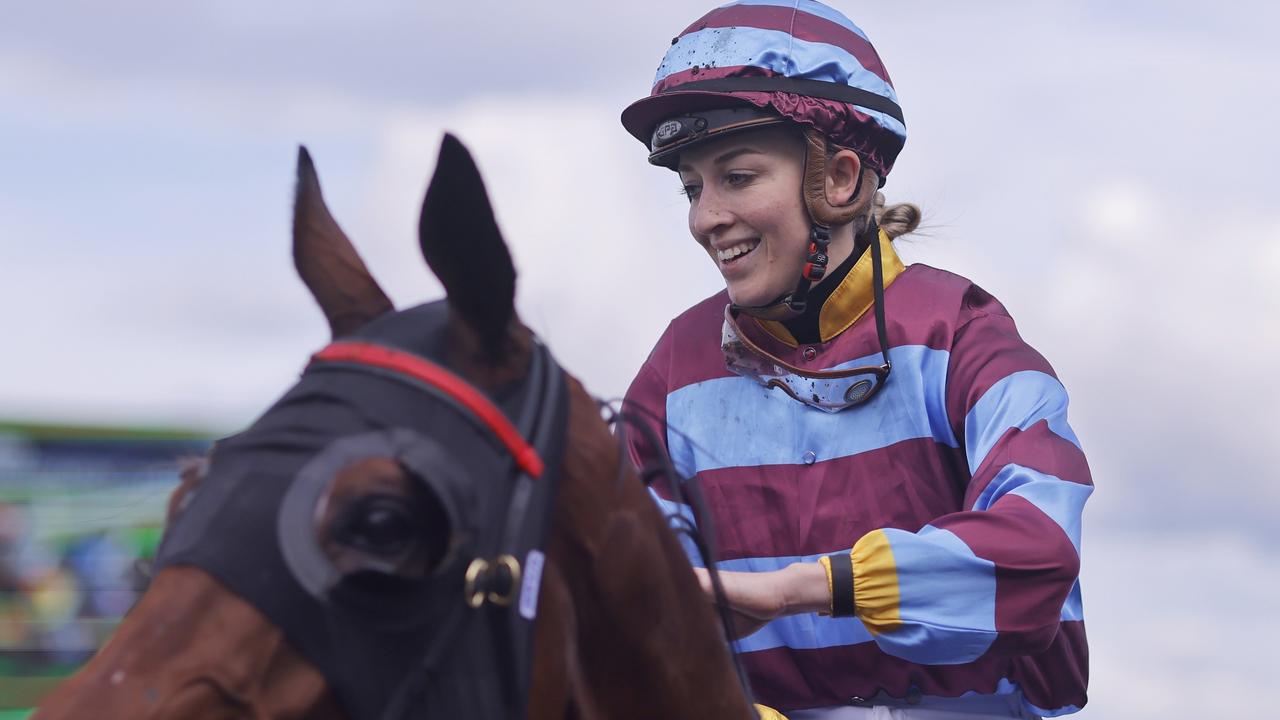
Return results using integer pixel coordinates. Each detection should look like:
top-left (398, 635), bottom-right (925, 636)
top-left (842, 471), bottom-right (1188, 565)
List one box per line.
top-left (849, 289), bottom-right (1093, 664)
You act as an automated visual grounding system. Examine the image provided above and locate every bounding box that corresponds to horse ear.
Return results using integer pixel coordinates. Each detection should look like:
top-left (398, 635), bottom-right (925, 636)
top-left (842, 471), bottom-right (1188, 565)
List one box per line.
top-left (293, 146), bottom-right (394, 338)
top-left (418, 134), bottom-right (516, 361)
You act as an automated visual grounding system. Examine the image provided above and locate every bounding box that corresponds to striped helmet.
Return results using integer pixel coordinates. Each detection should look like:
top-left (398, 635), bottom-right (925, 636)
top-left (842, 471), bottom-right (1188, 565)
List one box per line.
top-left (620, 0), bottom-right (906, 178)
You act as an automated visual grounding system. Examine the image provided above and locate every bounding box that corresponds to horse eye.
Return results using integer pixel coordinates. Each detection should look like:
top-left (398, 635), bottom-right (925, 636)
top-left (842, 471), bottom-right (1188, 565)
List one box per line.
top-left (336, 496), bottom-right (417, 556)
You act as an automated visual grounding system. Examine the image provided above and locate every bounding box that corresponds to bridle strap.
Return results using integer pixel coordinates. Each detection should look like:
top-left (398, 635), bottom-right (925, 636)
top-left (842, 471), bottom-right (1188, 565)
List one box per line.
top-left (313, 338), bottom-right (566, 720)
top-left (310, 341), bottom-right (545, 478)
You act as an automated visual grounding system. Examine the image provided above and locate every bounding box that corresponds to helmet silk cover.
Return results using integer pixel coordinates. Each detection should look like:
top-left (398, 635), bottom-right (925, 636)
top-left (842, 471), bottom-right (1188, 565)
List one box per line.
top-left (621, 0), bottom-right (906, 177)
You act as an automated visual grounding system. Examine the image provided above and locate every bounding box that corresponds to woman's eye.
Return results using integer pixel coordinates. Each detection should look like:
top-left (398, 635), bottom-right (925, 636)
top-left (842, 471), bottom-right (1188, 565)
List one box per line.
top-left (336, 496), bottom-right (417, 556)
top-left (680, 183), bottom-right (701, 199)
top-left (725, 172), bottom-right (753, 187)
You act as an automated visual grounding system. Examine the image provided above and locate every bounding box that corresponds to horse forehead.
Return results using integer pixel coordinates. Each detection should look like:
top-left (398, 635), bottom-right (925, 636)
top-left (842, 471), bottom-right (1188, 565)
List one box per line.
top-left (348, 299), bottom-right (453, 363)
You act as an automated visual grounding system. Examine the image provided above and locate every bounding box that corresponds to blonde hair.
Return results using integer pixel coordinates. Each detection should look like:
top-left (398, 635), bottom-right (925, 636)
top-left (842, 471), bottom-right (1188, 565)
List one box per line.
top-left (851, 188), bottom-right (921, 240)
top-left (871, 190), bottom-right (922, 239)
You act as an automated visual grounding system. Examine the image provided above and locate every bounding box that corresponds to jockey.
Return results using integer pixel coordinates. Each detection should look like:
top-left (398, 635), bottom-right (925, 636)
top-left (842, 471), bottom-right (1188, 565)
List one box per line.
top-left (620, 2), bottom-right (1092, 718)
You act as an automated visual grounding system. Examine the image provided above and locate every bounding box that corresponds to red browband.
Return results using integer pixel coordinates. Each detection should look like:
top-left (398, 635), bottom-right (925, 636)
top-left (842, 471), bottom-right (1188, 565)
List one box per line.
top-left (310, 341), bottom-right (545, 478)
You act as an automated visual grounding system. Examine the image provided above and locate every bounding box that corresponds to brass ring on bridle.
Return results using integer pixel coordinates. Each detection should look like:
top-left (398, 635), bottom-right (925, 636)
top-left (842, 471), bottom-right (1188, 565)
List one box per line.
top-left (464, 557), bottom-right (491, 608)
top-left (487, 554), bottom-right (522, 607)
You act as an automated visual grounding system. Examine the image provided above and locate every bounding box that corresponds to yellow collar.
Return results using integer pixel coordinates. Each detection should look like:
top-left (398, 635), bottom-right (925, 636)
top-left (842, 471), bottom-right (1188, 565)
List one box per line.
top-left (757, 229), bottom-right (905, 347)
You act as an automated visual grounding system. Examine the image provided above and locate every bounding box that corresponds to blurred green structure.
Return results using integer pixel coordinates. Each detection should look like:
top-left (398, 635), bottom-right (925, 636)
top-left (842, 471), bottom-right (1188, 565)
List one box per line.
top-left (0, 420), bottom-right (214, 713)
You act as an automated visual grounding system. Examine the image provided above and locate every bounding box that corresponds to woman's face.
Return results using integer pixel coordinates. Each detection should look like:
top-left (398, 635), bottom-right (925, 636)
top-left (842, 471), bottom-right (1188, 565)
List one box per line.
top-left (678, 126), bottom-right (810, 307)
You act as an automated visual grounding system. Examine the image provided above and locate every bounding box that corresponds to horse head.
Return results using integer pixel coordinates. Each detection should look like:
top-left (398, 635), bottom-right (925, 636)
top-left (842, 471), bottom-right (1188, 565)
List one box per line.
top-left (35, 136), bottom-right (752, 719)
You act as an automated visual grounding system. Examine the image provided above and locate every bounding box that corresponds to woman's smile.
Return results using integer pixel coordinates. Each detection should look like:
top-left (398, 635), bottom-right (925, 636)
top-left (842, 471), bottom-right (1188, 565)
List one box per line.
top-left (714, 237), bottom-right (763, 273)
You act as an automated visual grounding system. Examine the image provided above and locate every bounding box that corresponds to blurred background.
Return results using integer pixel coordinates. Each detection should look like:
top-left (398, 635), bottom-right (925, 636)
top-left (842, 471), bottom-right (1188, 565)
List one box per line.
top-left (1, 1), bottom-right (1277, 717)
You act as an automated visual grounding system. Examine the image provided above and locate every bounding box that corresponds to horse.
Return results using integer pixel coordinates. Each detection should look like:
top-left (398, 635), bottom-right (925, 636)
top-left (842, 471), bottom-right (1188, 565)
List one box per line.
top-left (34, 135), bottom-right (755, 719)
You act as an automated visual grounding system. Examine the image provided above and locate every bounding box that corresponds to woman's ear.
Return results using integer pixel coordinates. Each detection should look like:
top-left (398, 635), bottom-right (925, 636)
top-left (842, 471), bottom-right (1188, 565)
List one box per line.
top-left (825, 148), bottom-right (866, 207)
top-left (802, 129), bottom-right (877, 225)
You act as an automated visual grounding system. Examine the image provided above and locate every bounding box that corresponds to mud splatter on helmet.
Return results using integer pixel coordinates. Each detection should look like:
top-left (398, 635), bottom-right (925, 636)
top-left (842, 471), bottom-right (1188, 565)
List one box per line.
top-left (620, 0), bottom-right (906, 178)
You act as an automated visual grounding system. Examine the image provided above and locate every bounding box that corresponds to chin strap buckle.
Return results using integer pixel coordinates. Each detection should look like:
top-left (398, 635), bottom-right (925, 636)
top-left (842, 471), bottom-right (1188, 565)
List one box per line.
top-left (735, 223), bottom-right (834, 319)
top-left (801, 225), bottom-right (831, 282)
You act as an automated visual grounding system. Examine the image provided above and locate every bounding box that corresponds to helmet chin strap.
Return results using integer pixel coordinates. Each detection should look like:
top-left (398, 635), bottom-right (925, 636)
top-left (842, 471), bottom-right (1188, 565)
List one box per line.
top-left (732, 128), bottom-right (879, 320)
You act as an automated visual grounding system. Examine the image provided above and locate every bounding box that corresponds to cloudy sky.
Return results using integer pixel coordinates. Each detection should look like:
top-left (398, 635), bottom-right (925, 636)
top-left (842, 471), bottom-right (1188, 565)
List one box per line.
top-left (2, 2), bottom-right (1278, 716)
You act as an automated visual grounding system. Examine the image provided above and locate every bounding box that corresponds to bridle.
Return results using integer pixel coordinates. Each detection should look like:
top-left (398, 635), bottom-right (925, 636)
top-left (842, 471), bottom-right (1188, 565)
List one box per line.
top-left (304, 335), bottom-right (568, 720)
top-left (155, 298), bottom-right (569, 720)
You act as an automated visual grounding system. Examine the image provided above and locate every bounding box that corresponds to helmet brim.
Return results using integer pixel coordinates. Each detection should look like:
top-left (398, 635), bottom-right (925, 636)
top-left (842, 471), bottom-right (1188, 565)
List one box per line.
top-left (620, 90), bottom-right (770, 149)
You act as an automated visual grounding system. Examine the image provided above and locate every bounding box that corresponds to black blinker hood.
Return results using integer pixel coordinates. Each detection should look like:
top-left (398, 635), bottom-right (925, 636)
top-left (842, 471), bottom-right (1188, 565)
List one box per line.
top-left (156, 300), bottom-right (569, 720)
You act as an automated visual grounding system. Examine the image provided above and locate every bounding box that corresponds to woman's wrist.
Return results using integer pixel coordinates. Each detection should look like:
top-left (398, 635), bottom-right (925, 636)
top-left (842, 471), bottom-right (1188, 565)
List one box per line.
top-left (782, 562), bottom-right (836, 615)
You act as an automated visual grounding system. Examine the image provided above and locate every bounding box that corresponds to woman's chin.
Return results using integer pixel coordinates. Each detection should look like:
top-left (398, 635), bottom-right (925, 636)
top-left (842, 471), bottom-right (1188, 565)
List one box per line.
top-left (726, 283), bottom-right (785, 309)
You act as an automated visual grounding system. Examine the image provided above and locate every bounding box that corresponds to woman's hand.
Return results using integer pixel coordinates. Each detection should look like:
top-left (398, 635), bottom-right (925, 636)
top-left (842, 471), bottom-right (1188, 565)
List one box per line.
top-left (692, 563), bottom-right (830, 639)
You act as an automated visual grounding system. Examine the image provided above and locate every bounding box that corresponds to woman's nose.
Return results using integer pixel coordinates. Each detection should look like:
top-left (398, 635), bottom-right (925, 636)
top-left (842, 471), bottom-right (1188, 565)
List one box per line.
top-left (690, 188), bottom-right (733, 238)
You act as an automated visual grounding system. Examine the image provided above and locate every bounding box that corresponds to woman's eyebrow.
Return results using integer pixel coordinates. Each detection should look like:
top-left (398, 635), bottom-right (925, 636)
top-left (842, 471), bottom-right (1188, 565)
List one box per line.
top-left (713, 147), bottom-right (763, 165)
top-left (678, 146), bottom-right (763, 172)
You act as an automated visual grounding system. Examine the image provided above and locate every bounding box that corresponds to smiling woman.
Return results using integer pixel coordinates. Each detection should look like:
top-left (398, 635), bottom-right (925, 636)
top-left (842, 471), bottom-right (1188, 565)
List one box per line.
top-left (620, 2), bottom-right (1093, 718)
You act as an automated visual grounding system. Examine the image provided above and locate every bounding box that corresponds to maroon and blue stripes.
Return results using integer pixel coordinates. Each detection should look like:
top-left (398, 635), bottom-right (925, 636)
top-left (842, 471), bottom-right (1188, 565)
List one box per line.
top-left (625, 262), bottom-right (1091, 715)
top-left (663, 343), bottom-right (957, 477)
top-left (678, 2), bottom-right (892, 84)
top-left (649, 0), bottom-right (907, 146)
top-left (684, 1), bottom-right (874, 41)
top-left (655, 27), bottom-right (906, 141)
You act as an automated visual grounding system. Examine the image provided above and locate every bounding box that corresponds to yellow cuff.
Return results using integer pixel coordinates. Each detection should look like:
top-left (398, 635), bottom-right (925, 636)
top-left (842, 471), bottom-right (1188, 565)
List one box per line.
top-left (850, 530), bottom-right (902, 635)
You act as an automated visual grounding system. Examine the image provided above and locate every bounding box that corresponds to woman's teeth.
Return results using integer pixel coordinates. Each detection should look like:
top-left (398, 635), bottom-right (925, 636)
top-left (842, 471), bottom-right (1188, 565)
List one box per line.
top-left (717, 239), bottom-right (760, 262)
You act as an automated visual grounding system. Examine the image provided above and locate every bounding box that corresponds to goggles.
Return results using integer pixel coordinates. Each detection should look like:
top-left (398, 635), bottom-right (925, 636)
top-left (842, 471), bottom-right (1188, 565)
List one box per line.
top-left (721, 227), bottom-right (894, 413)
top-left (722, 305), bottom-right (890, 413)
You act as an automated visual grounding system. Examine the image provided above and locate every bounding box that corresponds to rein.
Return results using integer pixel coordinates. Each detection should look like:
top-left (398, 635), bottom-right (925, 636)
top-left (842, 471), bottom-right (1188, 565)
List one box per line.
top-left (601, 400), bottom-right (760, 716)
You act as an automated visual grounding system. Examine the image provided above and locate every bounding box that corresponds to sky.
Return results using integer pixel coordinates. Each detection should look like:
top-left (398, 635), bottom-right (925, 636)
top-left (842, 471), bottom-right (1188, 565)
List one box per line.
top-left (2, 2), bottom-right (1278, 717)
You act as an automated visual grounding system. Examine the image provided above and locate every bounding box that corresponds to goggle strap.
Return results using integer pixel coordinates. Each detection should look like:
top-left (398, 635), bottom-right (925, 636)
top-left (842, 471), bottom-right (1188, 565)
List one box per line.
top-left (868, 217), bottom-right (892, 369)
